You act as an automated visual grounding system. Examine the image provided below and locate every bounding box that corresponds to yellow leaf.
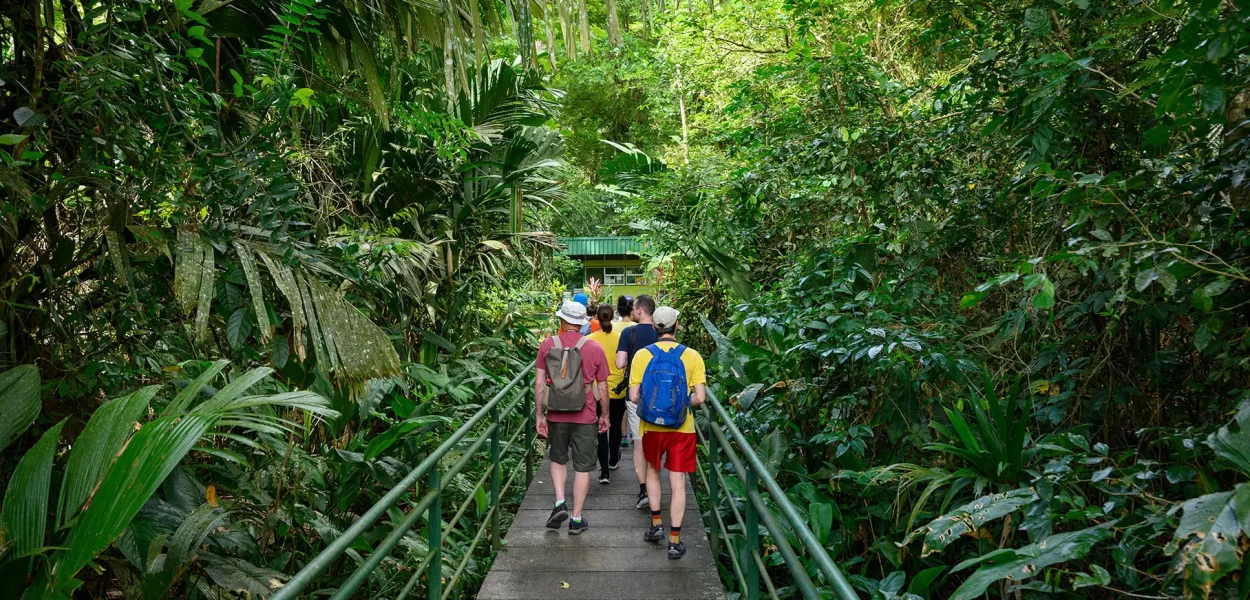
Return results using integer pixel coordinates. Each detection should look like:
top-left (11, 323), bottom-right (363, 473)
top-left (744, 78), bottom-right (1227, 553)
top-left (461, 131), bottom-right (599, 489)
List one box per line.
top-left (206, 484), bottom-right (218, 507)
top-left (968, 183), bottom-right (976, 189)
top-left (560, 582), bottom-right (570, 589)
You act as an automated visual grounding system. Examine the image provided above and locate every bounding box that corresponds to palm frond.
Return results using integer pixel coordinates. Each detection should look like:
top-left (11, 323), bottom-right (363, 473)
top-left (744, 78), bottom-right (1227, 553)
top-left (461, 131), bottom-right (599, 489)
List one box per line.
top-left (0, 365), bottom-right (40, 452)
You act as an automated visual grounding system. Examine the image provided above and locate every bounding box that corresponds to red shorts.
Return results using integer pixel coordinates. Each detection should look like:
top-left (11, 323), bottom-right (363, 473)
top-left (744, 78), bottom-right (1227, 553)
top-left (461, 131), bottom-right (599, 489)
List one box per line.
top-left (642, 431), bottom-right (697, 473)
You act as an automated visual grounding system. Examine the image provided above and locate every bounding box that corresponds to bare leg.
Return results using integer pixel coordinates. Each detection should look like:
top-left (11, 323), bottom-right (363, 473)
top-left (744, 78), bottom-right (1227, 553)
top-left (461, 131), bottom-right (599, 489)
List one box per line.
top-left (550, 460), bottom-right (567, 504)
top-left (634, 442), bottom-right (646, 485)
top-left (668, 471), bottom-right (686, 528)
top-left (572, 471), bottom-right (591, 519)
top-left (646, 460), bottom-right (663, 514)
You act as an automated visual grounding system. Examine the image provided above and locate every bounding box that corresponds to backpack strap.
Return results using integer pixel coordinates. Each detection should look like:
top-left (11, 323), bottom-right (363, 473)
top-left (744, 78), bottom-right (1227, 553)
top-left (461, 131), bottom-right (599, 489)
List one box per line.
top-left (550, 335), bottom-right (571, 379)
top-left (573, 336), bottom-right (591, 350)
top-left (671, 344), bottom-right (686, 358)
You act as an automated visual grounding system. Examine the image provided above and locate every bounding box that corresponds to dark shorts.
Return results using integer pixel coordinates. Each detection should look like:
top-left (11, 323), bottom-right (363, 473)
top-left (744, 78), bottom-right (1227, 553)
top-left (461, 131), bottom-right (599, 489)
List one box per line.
top-left (642, 431), bottom-right (697, 473)
top-left (548, 421), bottom-right (598, 473)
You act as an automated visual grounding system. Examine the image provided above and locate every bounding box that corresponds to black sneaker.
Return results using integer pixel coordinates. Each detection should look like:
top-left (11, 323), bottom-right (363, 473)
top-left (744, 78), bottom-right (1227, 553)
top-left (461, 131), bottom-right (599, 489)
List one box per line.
top-left (608, 459), bottom-right (620, 470)
top-left (546, 502), bottom-right (568, 529)
top-left (568, 517), bottom-right (589, 535)
top-left (598, 470), bottom-right (610, 484)
top-left (667, 541), bottom-right (686, 559)
top-left (635, 490), bottom-right (649, 509)
top-left (643, 524), bottom-right (665, 542)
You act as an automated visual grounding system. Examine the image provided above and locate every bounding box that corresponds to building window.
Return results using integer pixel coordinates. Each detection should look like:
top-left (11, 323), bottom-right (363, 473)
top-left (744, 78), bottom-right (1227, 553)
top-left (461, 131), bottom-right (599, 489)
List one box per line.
top-left (604, 267), bottom-right (626, 285)
top-left (584, 267), bottom-right (606, 285)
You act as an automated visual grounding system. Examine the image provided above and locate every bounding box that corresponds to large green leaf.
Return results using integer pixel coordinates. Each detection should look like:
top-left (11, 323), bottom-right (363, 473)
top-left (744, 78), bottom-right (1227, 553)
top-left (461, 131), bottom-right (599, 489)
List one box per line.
top-left (902, 487), bottom-right (1036, 556)
top-left (949, 523), bottom-right (1115, 599)
top-left (0, 365), bottom-right (41, 452)
top-left (2, 419), bottom-right (66, 558)
top-left (41, 414), bottom-right (218, 596)
top-left (200, 555), bottom-right (288, 597)
top-left (161, 359), bottom-right (230, 417)
top-left (693, 236), bottom-right (755, 301)
top-left (1207, 400), bottom-right (1250, 477)
top-left (142, 504), bottom-right (228, 599)
top-left (56, 386), bottom-right (160, 529)
top-left (1166, 484), bottom-right (1250, 598)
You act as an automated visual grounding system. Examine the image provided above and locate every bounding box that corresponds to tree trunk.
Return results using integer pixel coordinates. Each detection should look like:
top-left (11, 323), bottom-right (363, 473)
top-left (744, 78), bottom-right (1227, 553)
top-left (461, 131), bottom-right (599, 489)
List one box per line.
top-left (469, 0), bottom-right (486, 63)
top-left (515, 0), bottom-right (536, 69)
top-left (640, 0), bottom-right (650, 39)
top-left (443, 0), bottom-right (459, 115)
top-left (606, 0), bottom-right (622, 48)
top-left (541, 0), bottom-right (558, 69)
top-left (677, 66), bottom-right (689, 164)
top-left (577, 0), bottom-right (591, 55)
top-left (557, 0), bottom-right (576, 61)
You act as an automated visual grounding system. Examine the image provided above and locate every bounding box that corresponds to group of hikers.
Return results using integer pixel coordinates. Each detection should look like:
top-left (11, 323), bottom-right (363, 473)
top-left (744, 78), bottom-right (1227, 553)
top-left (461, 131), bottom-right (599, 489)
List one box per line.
top-left (533, 293), bottom-right (706, 560)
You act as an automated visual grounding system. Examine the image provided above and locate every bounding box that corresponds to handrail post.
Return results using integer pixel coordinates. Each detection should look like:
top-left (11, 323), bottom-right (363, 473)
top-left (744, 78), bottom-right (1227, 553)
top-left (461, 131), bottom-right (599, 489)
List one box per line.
top-left (490, 403), bottom-right (502, 551)
top-left (745, 463), bottom-right (760, 600)
top-left (524, 372), bottom-right (535, 484)
top-left (428, 469), bottom-right (442, 600)
top-left (706, 415), bottom-right (721, 555)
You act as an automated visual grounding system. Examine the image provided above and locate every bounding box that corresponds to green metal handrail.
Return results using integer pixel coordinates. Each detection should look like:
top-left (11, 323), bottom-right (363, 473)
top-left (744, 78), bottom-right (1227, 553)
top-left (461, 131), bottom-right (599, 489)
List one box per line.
top-left (695, 387), bottom-right (860, 600)
top-left (273, 364), bottom-right (536, 600)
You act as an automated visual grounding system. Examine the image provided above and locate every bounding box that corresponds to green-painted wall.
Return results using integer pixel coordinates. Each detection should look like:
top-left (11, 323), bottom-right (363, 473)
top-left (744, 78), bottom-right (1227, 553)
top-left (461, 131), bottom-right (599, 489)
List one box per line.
top-left (605, 284), bottom-right (658, 299)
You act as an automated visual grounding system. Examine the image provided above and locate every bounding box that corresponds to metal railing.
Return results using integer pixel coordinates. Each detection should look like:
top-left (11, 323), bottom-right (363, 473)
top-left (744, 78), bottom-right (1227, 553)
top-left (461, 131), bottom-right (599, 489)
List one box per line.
top-left (273, 364), bottom-right (536, 600)
top-left (694, 387), bottom-right (860, 600)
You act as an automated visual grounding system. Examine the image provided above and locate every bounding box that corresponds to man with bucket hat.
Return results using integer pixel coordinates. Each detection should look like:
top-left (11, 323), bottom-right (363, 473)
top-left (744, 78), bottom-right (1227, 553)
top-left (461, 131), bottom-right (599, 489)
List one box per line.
top-left (534, 300), bottom-right (610, 535)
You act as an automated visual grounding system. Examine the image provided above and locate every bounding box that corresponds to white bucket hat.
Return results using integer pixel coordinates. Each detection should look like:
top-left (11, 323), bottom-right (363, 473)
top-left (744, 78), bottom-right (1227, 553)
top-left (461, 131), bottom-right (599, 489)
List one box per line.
top-left (555, 299), bottom-right (588, 326)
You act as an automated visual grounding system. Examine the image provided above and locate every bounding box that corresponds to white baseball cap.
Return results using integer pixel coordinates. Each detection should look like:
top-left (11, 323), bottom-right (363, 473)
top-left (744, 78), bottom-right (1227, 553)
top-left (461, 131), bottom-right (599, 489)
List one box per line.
top-left (556, 299), bottom-right (588, 326)
top-left (654, 306), bottom-right (679, 329)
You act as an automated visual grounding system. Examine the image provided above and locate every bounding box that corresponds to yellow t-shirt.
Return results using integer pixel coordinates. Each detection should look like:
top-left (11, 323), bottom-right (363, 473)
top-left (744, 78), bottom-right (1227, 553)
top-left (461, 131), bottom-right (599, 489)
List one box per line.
top-left (586, 327), bottom-right (625, 398)
top-left (629, 341), bottom-right (706, 434)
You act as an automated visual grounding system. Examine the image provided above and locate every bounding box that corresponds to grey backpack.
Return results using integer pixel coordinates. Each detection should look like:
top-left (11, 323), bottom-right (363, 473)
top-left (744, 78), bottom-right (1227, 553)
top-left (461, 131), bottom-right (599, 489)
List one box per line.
top-left (544, 336), bottom-right (591, 412)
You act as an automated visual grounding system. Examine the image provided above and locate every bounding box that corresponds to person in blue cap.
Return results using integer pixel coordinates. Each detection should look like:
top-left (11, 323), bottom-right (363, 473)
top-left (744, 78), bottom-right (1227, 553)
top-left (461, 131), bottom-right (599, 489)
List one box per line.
top-left (572, 293), bottom-right (592, 334)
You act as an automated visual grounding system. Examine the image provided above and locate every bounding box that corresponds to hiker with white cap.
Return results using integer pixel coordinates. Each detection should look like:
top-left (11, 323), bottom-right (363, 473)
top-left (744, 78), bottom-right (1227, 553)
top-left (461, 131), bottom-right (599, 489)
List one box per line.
top-left (629, 305), bottom-right (706, 559)
top-left (534, 299), bottom-right (610, 535)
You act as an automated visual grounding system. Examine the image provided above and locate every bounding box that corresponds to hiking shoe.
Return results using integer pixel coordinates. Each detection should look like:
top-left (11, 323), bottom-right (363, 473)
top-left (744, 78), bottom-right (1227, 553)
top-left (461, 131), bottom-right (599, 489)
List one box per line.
top-left (635, 490), bottom-right (649, 509)
top-left (568, 517), bottom-right (589, 535)
top-left (546, 502), bottom-right (569, 529)
top-left (620, 438), bottom-right (630, 448)
top-left (643, 524), bottom-right (665, 542)
top-left (667, 541), bottom-right (686, 559)
top-left (598, 470), bottom-right (610, 484)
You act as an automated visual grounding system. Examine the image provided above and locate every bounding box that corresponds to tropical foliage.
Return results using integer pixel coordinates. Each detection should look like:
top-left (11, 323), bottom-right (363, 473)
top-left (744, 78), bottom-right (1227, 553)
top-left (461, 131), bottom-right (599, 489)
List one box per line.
top-left (1, 0), bottom-right (572, 596)
top-left (547, 0), bottom-right (1250, 597)
top-left (5, 0), bottom-right (1250, 597)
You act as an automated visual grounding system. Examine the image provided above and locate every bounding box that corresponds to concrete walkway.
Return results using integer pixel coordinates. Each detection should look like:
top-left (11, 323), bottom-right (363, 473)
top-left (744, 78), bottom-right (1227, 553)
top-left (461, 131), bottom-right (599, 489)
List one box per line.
top-left (477, 449), bottom-right (722, 599)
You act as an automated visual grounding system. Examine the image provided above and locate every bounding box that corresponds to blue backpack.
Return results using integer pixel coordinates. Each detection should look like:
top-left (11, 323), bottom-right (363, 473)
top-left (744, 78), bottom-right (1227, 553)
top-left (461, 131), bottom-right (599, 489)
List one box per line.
top-left (637, 344), bottom-right (690, 428)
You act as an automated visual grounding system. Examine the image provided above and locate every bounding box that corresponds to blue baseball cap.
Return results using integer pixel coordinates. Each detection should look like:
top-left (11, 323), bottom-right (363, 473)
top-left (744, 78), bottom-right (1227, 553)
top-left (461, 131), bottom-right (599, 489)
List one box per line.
top-left (572, 293), bottom-right (589, 307)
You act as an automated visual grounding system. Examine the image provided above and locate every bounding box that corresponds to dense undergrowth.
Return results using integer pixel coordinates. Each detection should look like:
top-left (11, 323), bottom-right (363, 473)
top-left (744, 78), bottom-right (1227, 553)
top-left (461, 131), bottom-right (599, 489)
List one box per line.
top-left (1, 0), bottom-right (566, 597)
top-left (546, 0), bottom-right (1250, 598)
top-left (3, 0), bottom-right (1250, 598)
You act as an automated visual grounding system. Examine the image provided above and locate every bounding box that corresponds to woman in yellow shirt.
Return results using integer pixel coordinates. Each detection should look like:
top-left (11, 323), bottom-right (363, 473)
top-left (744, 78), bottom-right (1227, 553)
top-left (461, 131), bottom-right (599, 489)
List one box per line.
top-left (587, 304), bottom-right (627, 483)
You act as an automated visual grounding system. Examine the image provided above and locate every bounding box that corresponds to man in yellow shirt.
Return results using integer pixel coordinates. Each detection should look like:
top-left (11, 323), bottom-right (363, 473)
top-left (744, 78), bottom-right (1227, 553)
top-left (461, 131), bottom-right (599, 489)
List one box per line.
top-left (628, 306), bottom-right (706, 560)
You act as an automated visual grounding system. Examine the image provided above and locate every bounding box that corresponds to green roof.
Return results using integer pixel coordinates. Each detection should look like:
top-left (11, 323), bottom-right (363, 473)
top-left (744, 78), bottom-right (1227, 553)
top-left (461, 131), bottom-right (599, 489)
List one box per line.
top-left (559, 237), bottom-right (643, 257)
